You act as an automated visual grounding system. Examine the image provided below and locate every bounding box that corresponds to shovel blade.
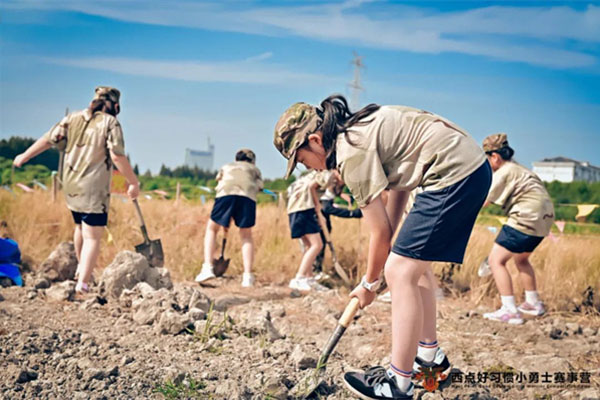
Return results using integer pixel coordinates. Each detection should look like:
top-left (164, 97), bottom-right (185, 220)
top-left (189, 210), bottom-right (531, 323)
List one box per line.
top-left (135, 239), bottom-right (164, 268)
top-left (213, 257), bottom-right (230, 277)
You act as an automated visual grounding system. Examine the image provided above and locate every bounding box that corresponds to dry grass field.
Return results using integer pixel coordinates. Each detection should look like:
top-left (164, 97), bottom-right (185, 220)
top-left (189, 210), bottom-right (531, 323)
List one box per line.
top-left (2, 189), bottom-right (599, 313)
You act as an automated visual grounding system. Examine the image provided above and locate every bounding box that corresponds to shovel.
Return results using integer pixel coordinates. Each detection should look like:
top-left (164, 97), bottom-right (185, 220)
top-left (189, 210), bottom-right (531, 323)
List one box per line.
top-left (133, 199), bottom-right (164, 268)
top-left (213, 227), bottom-right (230, 277)
top-left (316, 211), bottom-right (352, 286)
top-left (298, 279), bottom-right (388, 398)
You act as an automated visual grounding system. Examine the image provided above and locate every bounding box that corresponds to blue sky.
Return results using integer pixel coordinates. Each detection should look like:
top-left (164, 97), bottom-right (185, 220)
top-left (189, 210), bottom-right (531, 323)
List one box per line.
top-left (1, 1), bottom-right (599, 178)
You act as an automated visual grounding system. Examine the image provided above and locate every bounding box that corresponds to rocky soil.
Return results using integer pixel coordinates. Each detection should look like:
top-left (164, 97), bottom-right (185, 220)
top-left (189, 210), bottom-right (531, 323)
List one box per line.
top-left (1, 243), bottom-right (599, 399)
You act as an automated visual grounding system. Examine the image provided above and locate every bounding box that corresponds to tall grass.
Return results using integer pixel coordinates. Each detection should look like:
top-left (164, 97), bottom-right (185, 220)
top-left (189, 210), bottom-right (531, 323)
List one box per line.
top-left (1, 190), bottom-right (599, 312)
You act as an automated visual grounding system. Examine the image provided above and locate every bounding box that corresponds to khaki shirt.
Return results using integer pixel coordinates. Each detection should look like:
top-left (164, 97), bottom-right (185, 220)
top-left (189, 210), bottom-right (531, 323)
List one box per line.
top-left (336, 106), bottom-right (486, 207)
top-left (44, 109), bottom-right (125, 214)
top-left (487, 161), bottom-right (554, 237)
top-left (286, 170), bottom-right (333, 214)
top-left (215, 161), bottom-right (264, 201)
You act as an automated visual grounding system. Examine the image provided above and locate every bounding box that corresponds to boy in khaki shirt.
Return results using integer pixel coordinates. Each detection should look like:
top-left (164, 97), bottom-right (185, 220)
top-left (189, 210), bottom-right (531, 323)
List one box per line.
top-left (195, 149), bottom-right (263, 287)
top-left (13, 87), bottom-right (139, 294)
top-left (481, 133), bottom-right (554, 325)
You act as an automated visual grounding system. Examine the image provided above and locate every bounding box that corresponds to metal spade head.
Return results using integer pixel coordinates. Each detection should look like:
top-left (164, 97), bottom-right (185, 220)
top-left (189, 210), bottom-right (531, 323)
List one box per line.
top-left (135, 238), bottom-right (164, 268)
top-left (212, 256), bottom-right (230, 277)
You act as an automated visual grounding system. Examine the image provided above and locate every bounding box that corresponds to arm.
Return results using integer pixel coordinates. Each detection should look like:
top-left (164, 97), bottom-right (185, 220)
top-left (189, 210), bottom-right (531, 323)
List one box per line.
top-left (385, 190), bottom-right (410, 235)
top-left (361, 195), bottom-right (394, 283)
top-left (110, 151), bottom-right (140, 199)
top-left (13, 137), bottom-right (52, 167)
top-left (310, 182), bottom-right (322, 218)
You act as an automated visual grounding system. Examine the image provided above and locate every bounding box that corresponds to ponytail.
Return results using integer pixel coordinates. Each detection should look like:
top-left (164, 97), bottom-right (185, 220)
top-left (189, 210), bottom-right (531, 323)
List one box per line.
top-left (495, 146), bottom-right (514, 161)
top-left (89, 98), bottom-right (119, 116)
top-left (316, 94), bottom-right (380, 169)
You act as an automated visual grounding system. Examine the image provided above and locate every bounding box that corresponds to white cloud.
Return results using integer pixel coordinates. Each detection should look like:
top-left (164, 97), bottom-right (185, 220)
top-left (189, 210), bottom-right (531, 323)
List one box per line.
top-left (4, 0), bottom-right (599, 68)
top-left (41, 54), bottom-right (338, 85)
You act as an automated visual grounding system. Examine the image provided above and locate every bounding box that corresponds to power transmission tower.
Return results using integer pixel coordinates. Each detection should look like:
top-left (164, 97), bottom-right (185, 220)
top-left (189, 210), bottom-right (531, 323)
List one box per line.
top-left (348, 51), bottom-right (364, 111)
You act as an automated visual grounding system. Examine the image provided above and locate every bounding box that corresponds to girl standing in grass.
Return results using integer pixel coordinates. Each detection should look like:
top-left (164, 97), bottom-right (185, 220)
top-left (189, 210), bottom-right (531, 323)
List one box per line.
top-left (285, 169), bottom-right (331, 291)
top-left (13, 87), bottom-right (139, 294)
top-left (481, 133), bottom-right (554, 325)
top-left (274, 96), bottom-right (491, 399)
top-left (195, 149), bottom-right (263, 288)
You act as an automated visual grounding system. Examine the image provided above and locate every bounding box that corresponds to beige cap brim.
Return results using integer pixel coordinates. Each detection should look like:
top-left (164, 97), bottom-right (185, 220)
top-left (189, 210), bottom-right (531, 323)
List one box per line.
top-left (284, 153), bottom-right (297, 179)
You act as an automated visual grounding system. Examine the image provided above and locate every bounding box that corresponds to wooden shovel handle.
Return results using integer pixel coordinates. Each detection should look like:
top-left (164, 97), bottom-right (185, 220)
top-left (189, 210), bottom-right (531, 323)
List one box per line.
top-left (132, 199), bottom-right (150, 242)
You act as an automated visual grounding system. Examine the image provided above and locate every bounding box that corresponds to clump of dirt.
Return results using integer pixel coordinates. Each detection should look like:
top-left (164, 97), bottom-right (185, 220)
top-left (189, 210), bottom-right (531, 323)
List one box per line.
top-left (1, 253), bottom-right (599, 399)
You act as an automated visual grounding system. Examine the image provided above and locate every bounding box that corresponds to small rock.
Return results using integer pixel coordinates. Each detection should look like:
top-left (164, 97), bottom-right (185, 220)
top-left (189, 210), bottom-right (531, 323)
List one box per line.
top-left (582, 327), bottom-right (597, 337)
top-left (213, 294), bottom-right (251, 311)
top-left (27, 290), bottom-right (37, 300)
top-left (163, 367), bottom-right (186, 385)
top-left (39, 242), bottom-right (78, 282)
top-left (133, 282), bottom-right (156, 298)
top-left (290, 290), bottom-right (302, 298)
top-left (290, 345), bottom-right (317, 370)
top-left (132, 297), bottom-right (163, 326)
top-left (156, 310), bottom-right (192, 335)
top-left (84, 368), bottom-right (106, 381)
top-left (188, 307), bottom-right (206, 322)
top-left (16, 369), bottom-right (38, 384)
top-left (549, 327), bottom-right (565, 340)
top-left (565, 322), bottom-right (581, 335)
top-left (120, 355), bottom-right (134, 366)
top-left (188, 289), bottom-right (211, 313)
top-left (34, 278), bottom-right (51, 290)
top-left (45, 281), bottom-right (75, 302)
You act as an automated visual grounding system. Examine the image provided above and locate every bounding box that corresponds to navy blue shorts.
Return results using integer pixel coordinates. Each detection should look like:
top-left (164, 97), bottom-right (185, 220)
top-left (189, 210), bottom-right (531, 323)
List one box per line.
top-left (211, 195), bottom-right (256, 228)
top-left (71, 211), bottom-right (108, 227)
top-left (288, 209), bottom-right (321, 239)
top-left (392, 161), bottom-right (492, 263)
top-left (495, 225), bottom-right (544, 253)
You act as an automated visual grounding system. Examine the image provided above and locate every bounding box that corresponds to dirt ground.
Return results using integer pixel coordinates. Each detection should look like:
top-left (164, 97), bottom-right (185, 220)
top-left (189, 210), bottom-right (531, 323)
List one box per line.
top-left (1, 276), bottom-right (599, 400)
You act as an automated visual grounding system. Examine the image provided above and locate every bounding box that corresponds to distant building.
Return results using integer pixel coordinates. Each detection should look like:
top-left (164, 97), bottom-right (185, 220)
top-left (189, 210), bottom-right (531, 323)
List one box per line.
top-left (185, 138), bottom-right (214, 171)
top-left (532, 157), bottom-right (600, 183)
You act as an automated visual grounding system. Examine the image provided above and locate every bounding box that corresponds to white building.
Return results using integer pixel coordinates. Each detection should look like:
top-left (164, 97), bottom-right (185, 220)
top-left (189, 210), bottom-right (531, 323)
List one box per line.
top-left (184, 138), bottom-right (214, 171)
top-left (532, 157), bottom-right (600, 183)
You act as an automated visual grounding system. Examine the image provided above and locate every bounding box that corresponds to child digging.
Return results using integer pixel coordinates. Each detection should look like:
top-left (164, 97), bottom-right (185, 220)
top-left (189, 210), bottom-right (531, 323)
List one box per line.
top-left (285, 169), bottom-right (332, 291)
top-left (13, 86), bottom-right (139, 294)
top-left (195, 149), bottom-right (263, 288)
top-left (481, 133), bottom-right (554, 324)
top-left (274, 95), bottom-right (491, 399)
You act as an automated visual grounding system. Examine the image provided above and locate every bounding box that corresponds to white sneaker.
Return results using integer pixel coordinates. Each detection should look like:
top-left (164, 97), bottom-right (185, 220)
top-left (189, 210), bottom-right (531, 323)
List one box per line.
top-left (195, 263), bottom-right (216, 283)
top-left (483, 306), bottom-right (524, 325)
top-left (241, 273), bottom-right (255, 288)
top-left (377, 291), bottom-right (392, 303)
top-left (518, 301), bottom-right (546, 316)
top-left (307, 277), bottom-right (329, 291)
top-left (289, 277), bottom-right (312, 291)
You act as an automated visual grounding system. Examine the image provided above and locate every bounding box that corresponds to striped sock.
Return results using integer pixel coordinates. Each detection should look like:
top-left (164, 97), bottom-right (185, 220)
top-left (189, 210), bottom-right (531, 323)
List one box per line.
top-left (389, 364), bottom-right (412, 392)
top-left (417, 340), bottom-right (438, 362)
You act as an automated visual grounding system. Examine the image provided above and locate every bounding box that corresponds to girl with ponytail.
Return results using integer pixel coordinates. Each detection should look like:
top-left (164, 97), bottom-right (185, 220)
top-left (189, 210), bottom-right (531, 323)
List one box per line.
top-left (274, 94), bottom-right (491, 399)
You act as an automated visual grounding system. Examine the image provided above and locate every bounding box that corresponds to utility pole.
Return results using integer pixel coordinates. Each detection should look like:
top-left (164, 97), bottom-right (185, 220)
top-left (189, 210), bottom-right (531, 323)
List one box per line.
top-left (348, 52), bottom-right (364, 112)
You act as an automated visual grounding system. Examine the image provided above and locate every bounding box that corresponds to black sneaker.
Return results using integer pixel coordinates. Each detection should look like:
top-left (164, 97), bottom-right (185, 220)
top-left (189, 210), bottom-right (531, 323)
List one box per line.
top-left (344, 366), bottom-right (414, 399)
top-left (412, 347), bottom-right (451, 382)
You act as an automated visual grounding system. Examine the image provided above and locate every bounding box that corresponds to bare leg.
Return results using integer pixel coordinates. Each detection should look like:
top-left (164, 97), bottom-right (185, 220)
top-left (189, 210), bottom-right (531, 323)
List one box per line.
top-left (513, 252), bottom-right (536, 291)
top-left (239, 227), bottom-right (254, 274)
top-left (203, 220), bottom-right (221, 265)
top-left (418, 266), bottom-right (437, 344)
top-left (385, 253), bottom-right (430, 372)
top-left (78, 224), bottom-right (103, 287)
top-left (488, 243), bottom-right (515, 296)
top-left (73, 224), bottom-right (83, 279)
top-left (296, 233), bottom-right (323, 278)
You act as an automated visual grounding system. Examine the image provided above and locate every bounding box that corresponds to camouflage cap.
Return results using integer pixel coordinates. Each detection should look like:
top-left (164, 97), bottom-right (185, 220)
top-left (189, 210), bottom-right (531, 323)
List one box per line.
top-left (483, 133), bottom-right (509, 153)
top-left (236, 148), bottom-right (256, 164)
top-left (273, 102), bottom-right (320, 179)
top-left (94, 86), bottom-right (121, 103)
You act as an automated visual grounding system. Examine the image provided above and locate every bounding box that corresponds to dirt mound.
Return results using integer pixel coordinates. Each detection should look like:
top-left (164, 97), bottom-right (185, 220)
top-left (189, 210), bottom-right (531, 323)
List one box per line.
top-left (1, 272), bottom-right (599, 399)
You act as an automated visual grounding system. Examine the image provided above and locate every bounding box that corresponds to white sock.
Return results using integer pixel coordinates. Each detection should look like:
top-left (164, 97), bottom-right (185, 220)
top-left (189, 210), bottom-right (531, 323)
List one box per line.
top-left (525, 290), bottom-right (540, 305)
top-left (501, 295), bottom-right (517, 313)
top-left (417, 340), bottom-right (438, 362)
top-left (389, 365), bottom-right (412, 392)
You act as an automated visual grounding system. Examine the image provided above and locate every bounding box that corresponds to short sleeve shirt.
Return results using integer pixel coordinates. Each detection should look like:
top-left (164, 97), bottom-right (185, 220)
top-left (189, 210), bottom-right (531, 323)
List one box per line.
top-left (44, 109), bottom-right (125, 214)
top-left (215, 161), bottom-right (264, 201)
top-left (336, 106), bottom-right (486, 207)
top-left (286, 170), bottom-right (333, 214)
top-left (487, 161), bottom-right (554, 237)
